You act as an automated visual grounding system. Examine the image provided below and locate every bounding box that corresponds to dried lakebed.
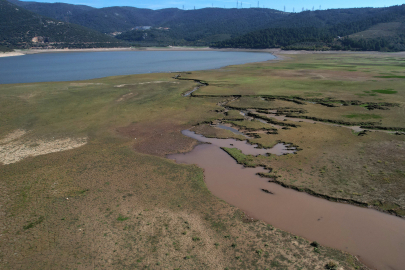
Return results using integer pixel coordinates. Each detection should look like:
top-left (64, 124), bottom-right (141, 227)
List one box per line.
top-left (168, 131), bottom-right (405, 270)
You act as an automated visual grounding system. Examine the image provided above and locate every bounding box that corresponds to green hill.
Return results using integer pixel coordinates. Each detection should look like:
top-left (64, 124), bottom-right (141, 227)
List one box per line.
top-left (213, 5), bottom-right (405, 51)
top-left (5, 0), bottom-right (405, 51)
top-left (7, 0), bottom-right (94, 21)
top-left (0, 0), bottom-right (125, 51)
top-left (8, 1), bottom-right (289, 35)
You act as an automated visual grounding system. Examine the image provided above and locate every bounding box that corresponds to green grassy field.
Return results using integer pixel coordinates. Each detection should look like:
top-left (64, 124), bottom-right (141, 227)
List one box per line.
top-left (3, 51), bottom-right (404, 269)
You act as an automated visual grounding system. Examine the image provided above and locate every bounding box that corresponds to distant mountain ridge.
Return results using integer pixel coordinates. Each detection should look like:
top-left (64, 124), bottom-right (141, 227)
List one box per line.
top-left (7, 0), bottom-right (289, 39)
top-left (213, 5), bottom-right (405, 51)
top-left (0, 0), bottom-right (124, 51)
top-left (3, 0), bottom-right (405, 51)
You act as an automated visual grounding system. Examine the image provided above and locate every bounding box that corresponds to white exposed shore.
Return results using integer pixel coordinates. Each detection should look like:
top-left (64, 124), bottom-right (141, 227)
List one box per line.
top-left (0, 52), bottom-right (25, 57)
top-left (1, 47), bottom-right (282, 58)
top-left (2, 47), bottom-right (404, 58)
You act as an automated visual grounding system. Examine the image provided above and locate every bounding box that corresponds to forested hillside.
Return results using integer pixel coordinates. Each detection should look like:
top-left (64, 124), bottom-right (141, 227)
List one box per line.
top-left (8, 0), bottom-right (288, 34)
top-left (7, 0), bottom-right (94, 21)
top-left (4, 0), bottom-right (405, 51)
top-left (214, 5), bottom-right (405, 51)
top-left (0, 0), bottom-right (124, 50)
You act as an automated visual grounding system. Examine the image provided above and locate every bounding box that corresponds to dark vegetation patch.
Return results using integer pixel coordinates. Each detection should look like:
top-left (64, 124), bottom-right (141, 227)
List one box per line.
top-left (371, 89), bottom-right (398, 94)
top-left (247, 112), bottom-right (299, 128)
top-left (343, 114), bottom-right (382, 120)
top-left (226, 96), bottom-right (399, 111)
top-left (23, 216), bottom-right (44, 230)
top-left (375, 75), bottom-right (405, 78)
top-left (117, 214), bottom-right (129, 221)
top-left (280, 114), bottom-right (378, 127)
top-left (225, 120), bottom-right (278, 132)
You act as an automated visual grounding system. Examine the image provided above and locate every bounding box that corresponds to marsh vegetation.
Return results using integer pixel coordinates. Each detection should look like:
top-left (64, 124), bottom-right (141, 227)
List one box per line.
top-left (1, 51), bottom-right (404, 269)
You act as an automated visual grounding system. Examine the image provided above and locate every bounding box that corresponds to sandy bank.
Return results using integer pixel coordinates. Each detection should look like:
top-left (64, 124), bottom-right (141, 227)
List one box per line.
top-left (12, 47), bottom-right (280, 56)
top-left (23, 47), bottom-right (214, 55)
top-left (0, 52), bottom-right (25, 58)
top-left (5, 47), bottom-right (403, 59)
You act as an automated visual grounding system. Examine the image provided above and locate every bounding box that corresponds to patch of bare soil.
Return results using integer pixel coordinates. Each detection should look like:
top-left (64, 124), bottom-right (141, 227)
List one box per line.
top-left (116, 122), bottom-right (197, 157)
top-left (69, 83), bottom-right (104, 87)
top-left (0, 130), bottom-right (87, 165)
top-left (0, 129), bottom-right (27, 144)
top-left (114, 81), bottom-right (179, 88)
top-left (18, 93), bottom-right (38, 100)
top-left (116, 92), bottom-right (135, 102)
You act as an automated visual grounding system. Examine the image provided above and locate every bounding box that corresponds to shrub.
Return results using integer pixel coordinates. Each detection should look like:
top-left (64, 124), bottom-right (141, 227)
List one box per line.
top-left (325, 261), bottom-right (338, 270)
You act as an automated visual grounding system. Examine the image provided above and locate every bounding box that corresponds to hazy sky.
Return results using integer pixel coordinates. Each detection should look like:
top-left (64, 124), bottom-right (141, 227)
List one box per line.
top-left (19, 0), bottom-right (404, 11)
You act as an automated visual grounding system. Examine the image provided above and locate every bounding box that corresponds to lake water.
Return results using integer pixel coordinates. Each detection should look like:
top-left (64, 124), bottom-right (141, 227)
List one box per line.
top-left (0, 51), bottom-right (275, 84)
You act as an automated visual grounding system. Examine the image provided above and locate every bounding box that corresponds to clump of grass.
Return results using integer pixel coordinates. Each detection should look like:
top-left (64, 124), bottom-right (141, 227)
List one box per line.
top-left (310, 241), bottom-right (320, 248)
top-left (192, 237), bottom-right (201, 241)
top-left (371, 89), bottom-right (397, 94)
top-left (325, 261), bottom-right (339, 269)
top-left (221, 147), bottom-right (256, 167)
top-left (116, 214), bottom-right (129, 221)
top-left (375, 75), bottom-right (405, 79)
top-left (77, 189), bottom-right (89, 195)
top-left (23, 216), bottom-right (45, 230)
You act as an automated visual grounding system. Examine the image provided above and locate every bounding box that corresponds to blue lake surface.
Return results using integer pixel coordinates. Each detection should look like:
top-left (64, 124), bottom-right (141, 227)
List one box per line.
top-left (0, 51), bottom-right (275, 84)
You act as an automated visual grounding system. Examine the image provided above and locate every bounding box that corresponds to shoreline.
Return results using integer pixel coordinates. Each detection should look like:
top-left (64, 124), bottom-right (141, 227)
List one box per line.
top-left (0, 52), bottom-right (25, 58)
top-left (1, 47), bottom-right (283, 58)
top-left (2, 47), bottom-right (404, 58)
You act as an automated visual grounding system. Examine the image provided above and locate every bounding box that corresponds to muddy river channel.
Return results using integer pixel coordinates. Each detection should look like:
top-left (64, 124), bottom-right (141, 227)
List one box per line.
top-left (168, 130), bottom-right (405, 270)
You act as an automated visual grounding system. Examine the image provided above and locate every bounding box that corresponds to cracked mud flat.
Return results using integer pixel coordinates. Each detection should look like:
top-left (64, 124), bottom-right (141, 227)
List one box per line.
top-left (0, 130), bottom-right (87, 165)
top-left (169, 131), bottom-right (405, 270)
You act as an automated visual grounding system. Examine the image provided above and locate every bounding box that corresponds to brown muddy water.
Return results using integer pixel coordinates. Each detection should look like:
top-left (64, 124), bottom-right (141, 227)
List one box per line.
top-left (182, 130), bottom-right (295, 155)
top-left (168, 131), bottom-right (405, 270)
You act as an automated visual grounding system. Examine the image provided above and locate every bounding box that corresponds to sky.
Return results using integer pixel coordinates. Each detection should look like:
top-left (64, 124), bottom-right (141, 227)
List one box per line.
top-left (19, 0), bottom-right (404, 11)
